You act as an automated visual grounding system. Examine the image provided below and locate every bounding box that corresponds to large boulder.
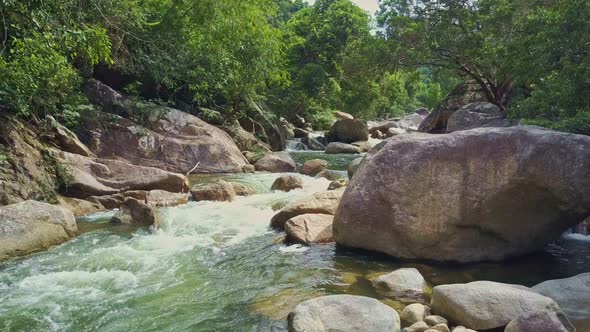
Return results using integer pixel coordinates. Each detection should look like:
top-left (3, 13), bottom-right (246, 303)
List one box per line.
top-left (431, 281), bottom-right (562, 330)
top-left (55, 150), bottom-right (189, 198)
top-left (505, 311), bottom-right (575, 332)
top-left (300, 159), bottom-right (328, 176)
top-left (42, 116), bottom-right (93, 157)
top-left (532, 273), bottom-right (590, 323)
top-left (288, 295), bottom-right (400, 332)
top-left (334, 127), bottom-right (590, 262)
top-left (327, 119), bottom-right (369, 143)
top-left (334, 111), bottom-right (354, 120)
top-left (111, 197), bottom-right (160, 227)
top-left (57, 196), bottom-right (105, 217)
top-left (87, 190), bottom-right (149, 209)
top-left (370, 268), bottom-right (428, 302)
top-left (82, 79), bottom-right (248, 173)
top-left (271, 175), bottom-right (304, 192)
top-left (419, 82), bottom-right (487, 133)
top-left (254, 152), bottom-right (296, 172)
top-left (221, 121), bottom-right (272, 154)
top-left (285, 214), bottom-right (334, 245)
top-left (398, 113), bottom-right (426, 130)
top-left (369, 120), bottom-right (400, 136)
top-left (0, 201), bottom-right (77, 260)
top-left (325, 142), bottom-right (361, 154)
top-left (0, 119), bottom-right (60, 205)
top-left (446, 102), bottom-right (517, 133)
top-left (239, 100), bottom-right (287, 151)
top-left (271, 190), bottom-right (344, 230)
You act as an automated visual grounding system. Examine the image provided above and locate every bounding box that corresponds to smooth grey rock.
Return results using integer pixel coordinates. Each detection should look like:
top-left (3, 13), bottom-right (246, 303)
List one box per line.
top-left (288, 295), bottom-right (400, 332)
top-left (504, 311), bottom-right (575, 332)
top-left (371, 268), bottom-right (428, 302)
top-left (431, 281), bottom-right (562, 330)
top-left (532, 273), bottom-right (590, 322)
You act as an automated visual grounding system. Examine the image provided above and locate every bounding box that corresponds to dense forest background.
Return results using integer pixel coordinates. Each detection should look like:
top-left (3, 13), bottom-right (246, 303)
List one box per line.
top-left (1, 0), bottom-right (589, 134)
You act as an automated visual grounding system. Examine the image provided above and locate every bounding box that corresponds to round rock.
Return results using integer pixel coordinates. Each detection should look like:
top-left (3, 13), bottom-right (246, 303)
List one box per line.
top-left (288, 295), bottom-right (400, 332)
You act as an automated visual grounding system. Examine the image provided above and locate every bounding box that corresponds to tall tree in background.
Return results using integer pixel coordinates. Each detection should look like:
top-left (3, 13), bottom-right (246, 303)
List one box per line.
top-left (378, 0), bottom-right (517, 113)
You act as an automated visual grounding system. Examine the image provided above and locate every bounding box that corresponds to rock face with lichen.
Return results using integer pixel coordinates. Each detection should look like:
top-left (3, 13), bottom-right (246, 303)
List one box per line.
top-left (0, 201), bottom-right (78, 260)
top-left (334, 126), bottom-right (590, 262)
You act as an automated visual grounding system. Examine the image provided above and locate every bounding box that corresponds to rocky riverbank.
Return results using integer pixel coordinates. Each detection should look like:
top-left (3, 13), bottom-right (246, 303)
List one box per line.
top-left (0, 79), bottom-right (588, 332)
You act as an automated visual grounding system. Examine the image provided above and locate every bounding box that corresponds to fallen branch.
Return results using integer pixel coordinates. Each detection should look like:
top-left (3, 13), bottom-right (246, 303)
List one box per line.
top-left (186, 162), bottom-right (200, 177)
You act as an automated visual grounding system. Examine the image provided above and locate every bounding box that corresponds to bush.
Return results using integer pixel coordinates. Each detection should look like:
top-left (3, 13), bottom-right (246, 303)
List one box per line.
top-left (0, 34), bottom-right (82, 118)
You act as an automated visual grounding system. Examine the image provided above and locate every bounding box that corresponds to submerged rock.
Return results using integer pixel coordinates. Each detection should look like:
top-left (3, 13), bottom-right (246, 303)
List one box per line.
top-left (111, 197), bottom-right (160, 227)
top-left (325, 142), bottom-right (361, 154)
top-left (0, 201), bottom-right (77, 260)
top-left (371, 268), bottom-right (428, 302)
top-left (300, 159), bottom-right (328, 176)
top-left (146, 190), bottom-right (189, 207)
top-left (271, 175), bottom-right (304, 192)
top-left (285, 214), bottom-right (334, 245)
top-left (431, 281), bottom-right (561, 330)
top-left (334, 126), bottom-right (590, 262)
top-left (191, 181), bottom-right (236, 202)
top-left (271, 190), bottom-right (344, 230)
top-left (230, 182), bottom-right (256, 196)
top-left (254, 152), bottom-right (296, 173)
top-left (505, 311), bottom-right (575, 332)
top-left (532, 272), bottom-right (590, 323)
top-left (288, 295), bottom-right (400, 332)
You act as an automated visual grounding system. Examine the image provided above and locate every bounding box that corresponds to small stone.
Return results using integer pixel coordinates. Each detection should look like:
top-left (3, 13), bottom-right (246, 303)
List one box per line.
top-left (430, 323), bottom-right (450, 332)
top-left (300, 159), bottom-right (328, 176)
top-left (371, 268), bottom-right (428, 302)
top-left (451, 327), bottom-right (477, 332)
top-left (328, 178), bottom-right (348, 190)
top-left (401, 303), bottom-right (430, 325)
top-left (271, 175), bottom-right (304, 192)
top-left (405, 321), bottom-right (429, 332)
top-left (425, 315), bottom-right (448, 326)
top-left (242, 164), bottom-right (256, 173)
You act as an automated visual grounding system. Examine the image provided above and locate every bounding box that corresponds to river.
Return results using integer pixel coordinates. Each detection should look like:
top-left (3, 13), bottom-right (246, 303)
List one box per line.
top-left (0, 152), bottom-right (589, 331)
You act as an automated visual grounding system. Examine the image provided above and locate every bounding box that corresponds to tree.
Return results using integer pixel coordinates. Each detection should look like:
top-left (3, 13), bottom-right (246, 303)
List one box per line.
top-left (378, 0), bottom-right (517, 113)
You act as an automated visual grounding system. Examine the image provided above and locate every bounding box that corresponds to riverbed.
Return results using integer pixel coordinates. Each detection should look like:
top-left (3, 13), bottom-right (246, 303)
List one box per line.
top-left (1, 155), bottom-right (589, 331)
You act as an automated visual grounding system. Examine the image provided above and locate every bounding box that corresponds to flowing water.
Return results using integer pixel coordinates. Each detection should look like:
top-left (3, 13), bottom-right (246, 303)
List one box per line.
top-left (1, 164), bottom-right (590, 331)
